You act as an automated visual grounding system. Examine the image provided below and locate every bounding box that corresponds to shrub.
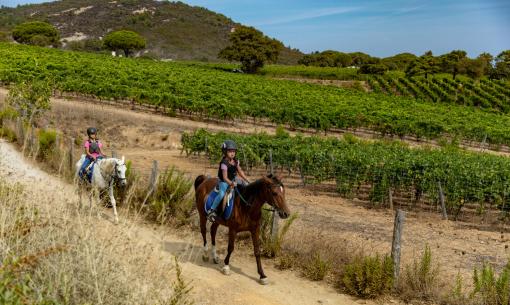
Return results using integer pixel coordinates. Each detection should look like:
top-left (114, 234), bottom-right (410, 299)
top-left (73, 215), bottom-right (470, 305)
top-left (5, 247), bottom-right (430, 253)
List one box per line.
top-left (149, 166), bottom-right (194, 225)
top-left (471, 261), bottom-right (510, 305)
top-left (399, 244), bottom-right (440, 301)
top-left (301, 251), bottom-right (332, 281)
top-left (12, 21), bottom-right (59, 46)
top-left (37, 129), bottom-right (57, 160)
top-left (341, 254), bottom-right (394, 298)
top-left (259, 208), bottom-right (298, 257)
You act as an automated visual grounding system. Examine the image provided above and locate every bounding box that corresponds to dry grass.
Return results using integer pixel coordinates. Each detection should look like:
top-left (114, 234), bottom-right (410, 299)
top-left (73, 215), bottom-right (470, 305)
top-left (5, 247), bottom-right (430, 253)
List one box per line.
top-left (0, 176), bottom-right (193, 304)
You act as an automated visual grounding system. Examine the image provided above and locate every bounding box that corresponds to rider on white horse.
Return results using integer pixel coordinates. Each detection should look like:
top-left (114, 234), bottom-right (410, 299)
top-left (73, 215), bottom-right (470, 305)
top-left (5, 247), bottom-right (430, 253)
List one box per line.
top-left (75, 127), bottom-right (127, 223)
top-left (78, 127), bottom-right (105, 180)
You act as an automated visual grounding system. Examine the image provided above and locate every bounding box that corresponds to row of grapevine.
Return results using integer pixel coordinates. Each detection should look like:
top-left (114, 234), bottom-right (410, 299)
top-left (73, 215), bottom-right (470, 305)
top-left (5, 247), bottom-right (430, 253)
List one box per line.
top-left (3, 43), bottom-right (510, 144)
top-left (182, 129), bottom-right (510, 213)
top-left (369, 75), bottom-right (510, 113)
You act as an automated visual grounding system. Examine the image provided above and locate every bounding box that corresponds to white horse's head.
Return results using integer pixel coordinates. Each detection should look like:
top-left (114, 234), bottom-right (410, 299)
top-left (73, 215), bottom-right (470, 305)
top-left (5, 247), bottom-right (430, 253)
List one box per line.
top-left (115, 156), bottom-right (128, 187)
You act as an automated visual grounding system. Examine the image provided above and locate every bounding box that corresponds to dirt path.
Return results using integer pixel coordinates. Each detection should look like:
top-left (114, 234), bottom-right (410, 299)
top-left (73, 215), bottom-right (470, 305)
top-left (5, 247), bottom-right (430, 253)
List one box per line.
top-left (0, 140), bottom-right (366, 305)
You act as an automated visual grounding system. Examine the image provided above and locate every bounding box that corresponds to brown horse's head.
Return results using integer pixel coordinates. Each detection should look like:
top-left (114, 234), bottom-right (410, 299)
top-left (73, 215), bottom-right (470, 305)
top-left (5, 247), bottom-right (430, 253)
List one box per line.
top-left (260, 174), bottom-right (290, 219)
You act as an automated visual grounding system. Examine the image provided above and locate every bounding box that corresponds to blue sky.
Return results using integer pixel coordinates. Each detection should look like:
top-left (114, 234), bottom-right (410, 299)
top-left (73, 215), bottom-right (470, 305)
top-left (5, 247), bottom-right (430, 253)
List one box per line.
top-left (2, 0), bottom-right (509, 57)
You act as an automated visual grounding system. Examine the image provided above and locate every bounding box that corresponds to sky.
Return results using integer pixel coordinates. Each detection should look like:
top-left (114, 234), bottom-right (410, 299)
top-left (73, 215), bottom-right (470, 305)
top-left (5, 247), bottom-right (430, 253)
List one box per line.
top-left (2, 0), bottom-right (509, 58)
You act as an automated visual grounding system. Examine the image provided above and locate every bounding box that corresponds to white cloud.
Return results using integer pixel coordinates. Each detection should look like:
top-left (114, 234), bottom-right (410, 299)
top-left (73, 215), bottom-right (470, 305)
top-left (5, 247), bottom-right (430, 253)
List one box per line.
top-left (252, 6), bottom-right (359, 26)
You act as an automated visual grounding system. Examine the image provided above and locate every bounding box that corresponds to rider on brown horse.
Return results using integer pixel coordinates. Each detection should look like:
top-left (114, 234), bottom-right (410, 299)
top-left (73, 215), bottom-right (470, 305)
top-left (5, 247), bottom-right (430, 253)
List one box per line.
top-left (206, 140), bottom-right (250, 222)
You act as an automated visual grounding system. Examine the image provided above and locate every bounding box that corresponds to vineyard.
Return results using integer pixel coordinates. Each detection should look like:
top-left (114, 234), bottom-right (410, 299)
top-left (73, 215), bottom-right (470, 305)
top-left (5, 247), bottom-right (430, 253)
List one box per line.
top-left (368, 76), bottom-right (510, 113)
top-left (182, 129), bottom-right (510, 217)
top-left (2, 43), bottom-right (510, 145)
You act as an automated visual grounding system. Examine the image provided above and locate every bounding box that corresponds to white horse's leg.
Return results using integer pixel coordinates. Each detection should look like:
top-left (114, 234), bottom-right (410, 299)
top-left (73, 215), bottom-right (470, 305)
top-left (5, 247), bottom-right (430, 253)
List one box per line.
top-left (109, 183), bottom-right (119, 224)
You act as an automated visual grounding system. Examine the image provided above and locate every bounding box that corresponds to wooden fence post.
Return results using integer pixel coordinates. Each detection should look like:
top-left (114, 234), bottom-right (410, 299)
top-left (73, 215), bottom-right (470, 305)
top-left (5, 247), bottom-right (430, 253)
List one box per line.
top-left (438, 182), bottom-right (448, 220)
top-left (142, 160), bottom-right (159, 205)
top-left (150, 160), bottom-right (159, 190)
top-left (55, 133), bottom-right (60, 151)
top-left (391, 209), bottom-right (405, 287)
top-left (388, 188), bottom-right (394, 210)
top-left (16, 117), bottom-right (24, 146)
top-left (69, 138), bottom-right (74, 173)
top-left (268, 149), bottom-right (279, 241)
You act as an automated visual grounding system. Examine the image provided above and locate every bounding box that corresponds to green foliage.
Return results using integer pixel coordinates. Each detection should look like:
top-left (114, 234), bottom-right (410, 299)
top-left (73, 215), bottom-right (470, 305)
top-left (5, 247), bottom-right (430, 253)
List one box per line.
top-left (0, 31), bottom-right (9, 42)
top-left (149, 167), bottom-right (194, 225)
top-left (5, 81), bottom-right (51, 124)
top-left (492, 50), bottom-right (510, 80)
top-left (37, 129), bottom-right (56, 160)
top-left (0, 126), bottom-right (17, 142)
top-left (182, 129), bottom-right (510, 211)
top-left (2, 44), bottom-right (510, 144)
top-left (400, 245), bottom-right (439, 300)
top-left (103, 30), bottom-right (146, 57)
top-left (471, 262), bottom-right (510, 305)
top-left (0, 257), bottom-right (60, 305)
top-left (218, 26), bottom-right (283, 73)
top-left (342, 254), bottom-right (394, 298)
top-left (358, 63), bottom-right (388, 75)
top-left (66, 38), bottom-right (103, 52)
top-left (259, 207), bottom-right (298, 257)
top-left (301, 252), bottom-right (332, 281)
top-left (11, 21), bottom-right (59, 46)
top-left (166, 257), bottom-right (194, 305)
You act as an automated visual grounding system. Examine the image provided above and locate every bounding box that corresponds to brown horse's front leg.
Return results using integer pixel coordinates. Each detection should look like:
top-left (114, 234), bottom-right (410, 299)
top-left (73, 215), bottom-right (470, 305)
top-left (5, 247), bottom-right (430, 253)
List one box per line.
top-left (199, 213), bottom-right (209, 262)
top-left (210, 222), bottom-right (220, 264)
top-left (251, 226), bottom-right (268, 285)
top-left (222, 228), bottom-right (236, 275)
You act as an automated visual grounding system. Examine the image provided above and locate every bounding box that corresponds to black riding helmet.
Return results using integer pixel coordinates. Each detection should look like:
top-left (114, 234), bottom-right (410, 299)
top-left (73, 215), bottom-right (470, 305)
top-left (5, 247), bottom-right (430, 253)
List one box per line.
top-left (221, 140), bottom-right (237, 154)
top-left (87, 127), bottom-right (97, 136)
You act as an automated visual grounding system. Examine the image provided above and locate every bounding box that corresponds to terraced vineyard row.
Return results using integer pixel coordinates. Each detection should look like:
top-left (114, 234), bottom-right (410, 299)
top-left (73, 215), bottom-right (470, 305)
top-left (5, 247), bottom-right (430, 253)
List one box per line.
top-left (369, 76), bottom-right (510, 113)
top-left (182, 129), bottom-right (510, 214)
top-left (3, 43), bottom-right (510, 145)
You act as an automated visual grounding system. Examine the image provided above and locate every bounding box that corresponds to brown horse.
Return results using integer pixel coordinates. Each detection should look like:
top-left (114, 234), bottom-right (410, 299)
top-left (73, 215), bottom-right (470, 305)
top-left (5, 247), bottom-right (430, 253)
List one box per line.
top-left (194, 174), bottom-right (290, 285)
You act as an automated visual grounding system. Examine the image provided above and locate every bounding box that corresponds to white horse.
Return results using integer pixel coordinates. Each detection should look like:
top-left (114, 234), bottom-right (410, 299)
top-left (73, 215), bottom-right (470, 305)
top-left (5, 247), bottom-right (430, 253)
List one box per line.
top-left (75, 155), bottom-right (127, 223)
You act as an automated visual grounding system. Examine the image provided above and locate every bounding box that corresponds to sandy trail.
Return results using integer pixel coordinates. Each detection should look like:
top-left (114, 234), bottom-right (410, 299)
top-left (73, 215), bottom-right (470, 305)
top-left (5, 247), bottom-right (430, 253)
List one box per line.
top-left (0, 140), bottom-right (364, 305)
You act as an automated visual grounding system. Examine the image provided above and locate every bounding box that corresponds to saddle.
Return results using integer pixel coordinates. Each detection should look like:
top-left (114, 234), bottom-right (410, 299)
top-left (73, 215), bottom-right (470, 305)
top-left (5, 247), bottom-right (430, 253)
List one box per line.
top-left (205, 186), bottom-right (235, 220)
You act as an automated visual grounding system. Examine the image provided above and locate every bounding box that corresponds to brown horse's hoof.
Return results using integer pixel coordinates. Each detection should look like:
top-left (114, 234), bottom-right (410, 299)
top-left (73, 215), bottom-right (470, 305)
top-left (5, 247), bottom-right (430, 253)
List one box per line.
top-left (221, 265), bottom-right (231, 275)
top-left (259, 277), bottom-right (269, 285)
top-left (202, 255), bottom-right (209, 262)
top-left (213, 256), bottom-right (220, 264)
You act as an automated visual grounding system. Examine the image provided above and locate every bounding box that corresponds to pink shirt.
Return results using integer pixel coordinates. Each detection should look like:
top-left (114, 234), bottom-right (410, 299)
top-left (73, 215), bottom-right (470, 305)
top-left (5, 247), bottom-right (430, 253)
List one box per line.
top-left (220, 160), bottom-right (241, 171)
top-left (84, 140), bottom-right (103, 158)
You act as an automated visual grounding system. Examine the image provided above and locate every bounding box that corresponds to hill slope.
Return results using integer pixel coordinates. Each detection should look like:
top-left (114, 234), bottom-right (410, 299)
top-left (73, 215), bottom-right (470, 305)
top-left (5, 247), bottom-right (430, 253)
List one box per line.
top-left (0, 0), bottom-right (302, 63)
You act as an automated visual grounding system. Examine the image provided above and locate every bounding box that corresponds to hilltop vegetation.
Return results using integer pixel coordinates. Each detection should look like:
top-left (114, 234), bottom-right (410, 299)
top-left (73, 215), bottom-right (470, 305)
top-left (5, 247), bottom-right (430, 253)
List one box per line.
top-left (0, 0), bottom-right (302, 63)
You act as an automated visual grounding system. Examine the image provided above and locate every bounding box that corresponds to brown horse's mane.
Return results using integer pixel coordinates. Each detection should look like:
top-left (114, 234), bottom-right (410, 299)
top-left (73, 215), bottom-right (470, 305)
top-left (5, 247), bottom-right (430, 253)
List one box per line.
top-left (238, 175), bottom-right (283, 207)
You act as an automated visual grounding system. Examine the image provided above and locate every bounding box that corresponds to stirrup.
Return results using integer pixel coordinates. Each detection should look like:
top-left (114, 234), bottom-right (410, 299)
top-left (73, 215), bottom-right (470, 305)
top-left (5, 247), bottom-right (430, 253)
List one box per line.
top-left (207, 210), bottom-right (217, 222)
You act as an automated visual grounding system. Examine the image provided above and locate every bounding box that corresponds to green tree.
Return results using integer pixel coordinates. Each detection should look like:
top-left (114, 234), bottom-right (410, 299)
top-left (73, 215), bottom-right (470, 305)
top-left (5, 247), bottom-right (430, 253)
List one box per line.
top-left (439, 50), bottom-right (467, 79)
top-left (5, 81), bottom-right (52, 125)
top-left (406, 52), bottom-right (438, 79)
top-left (491, 50), bottom-right (510, 80)
top-left (462, 58), bottom-right (485, 79)
top-left (103, 30), bottom-right (146, 57)
top-left (381, 52), bottom-right (417, 70)
top-left (477, 52), bottom-right (494, 75)
top-left (218, 26), bottom-right (283, 73)
top-left (11, 21), bottom-right (59, 46)
top-left (358, 63), bottom-right (388, 75)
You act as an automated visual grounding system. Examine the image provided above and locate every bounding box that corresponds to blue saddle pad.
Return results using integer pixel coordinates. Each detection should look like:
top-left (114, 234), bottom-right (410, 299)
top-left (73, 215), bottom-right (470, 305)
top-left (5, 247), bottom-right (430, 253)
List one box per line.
top-left (80, 162), bottom-right (96, 183)
top-left (205, 188), bottom-right (235, 220)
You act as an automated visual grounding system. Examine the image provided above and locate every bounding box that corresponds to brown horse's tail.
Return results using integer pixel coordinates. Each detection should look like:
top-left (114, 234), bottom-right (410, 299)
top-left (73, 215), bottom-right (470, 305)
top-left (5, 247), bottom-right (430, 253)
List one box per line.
top-left (194, 175), bottom-right (206, 191)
